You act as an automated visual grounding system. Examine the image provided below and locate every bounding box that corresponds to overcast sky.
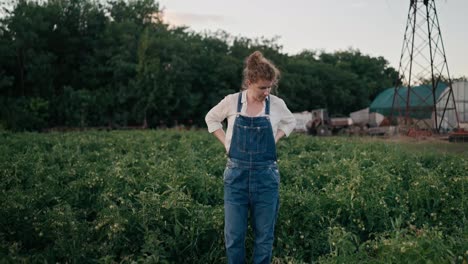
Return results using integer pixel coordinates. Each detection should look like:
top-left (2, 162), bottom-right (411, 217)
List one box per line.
top-left (158, 0), bottom-right (467, 78)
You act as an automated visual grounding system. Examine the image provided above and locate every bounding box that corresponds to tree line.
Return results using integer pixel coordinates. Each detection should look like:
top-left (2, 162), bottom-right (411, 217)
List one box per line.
top-left (0, 0), bottom-right (400, 131)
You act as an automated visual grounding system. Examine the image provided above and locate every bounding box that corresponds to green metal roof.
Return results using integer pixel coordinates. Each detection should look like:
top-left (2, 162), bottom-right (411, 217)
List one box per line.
top-left (369, 83), bottom-right (447, 119)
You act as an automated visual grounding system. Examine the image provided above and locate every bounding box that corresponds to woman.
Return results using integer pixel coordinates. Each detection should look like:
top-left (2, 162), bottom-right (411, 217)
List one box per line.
top-left (205, 51), bottom-right (296, 264)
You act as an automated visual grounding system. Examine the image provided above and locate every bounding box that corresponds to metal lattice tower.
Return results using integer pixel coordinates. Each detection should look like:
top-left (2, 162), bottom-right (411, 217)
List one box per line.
top-left (391, 0), bottom-right (459, 133)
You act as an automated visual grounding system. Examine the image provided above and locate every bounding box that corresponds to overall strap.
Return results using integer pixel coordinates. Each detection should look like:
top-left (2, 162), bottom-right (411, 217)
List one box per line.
top-left (237, 92), bottom-right (242, 113)
top-left (265, 95), bottom-right (270, 115)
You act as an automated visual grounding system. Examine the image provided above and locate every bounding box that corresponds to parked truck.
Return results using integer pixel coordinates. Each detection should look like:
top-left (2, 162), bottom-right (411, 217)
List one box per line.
top-left (305, 109), bottom-right (353, 136)
top-left (298, 107), bottom-right (394, 136)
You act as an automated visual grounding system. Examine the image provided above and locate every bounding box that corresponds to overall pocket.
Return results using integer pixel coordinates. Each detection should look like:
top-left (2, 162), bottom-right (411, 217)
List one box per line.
top-left (267, 165), bottom-right (280, 185)
top-left (235, 124), bottom-right (268, 153)
top-left (223, 166), bottom-right (241, 185)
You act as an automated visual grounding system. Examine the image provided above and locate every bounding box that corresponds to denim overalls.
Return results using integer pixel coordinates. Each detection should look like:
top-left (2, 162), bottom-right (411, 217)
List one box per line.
top-left (224, 92), bottom-right (280, 264)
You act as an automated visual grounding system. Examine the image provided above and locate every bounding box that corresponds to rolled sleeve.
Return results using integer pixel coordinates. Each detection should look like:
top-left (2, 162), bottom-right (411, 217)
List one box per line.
top-left (277, 100), bottom-right (296, 137)
top-left (205, 95), bottom-right (229, 133)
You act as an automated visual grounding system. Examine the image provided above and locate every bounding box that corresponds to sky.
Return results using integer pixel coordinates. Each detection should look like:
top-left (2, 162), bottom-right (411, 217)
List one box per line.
top-left (158, 0), bottom-right (467, 78)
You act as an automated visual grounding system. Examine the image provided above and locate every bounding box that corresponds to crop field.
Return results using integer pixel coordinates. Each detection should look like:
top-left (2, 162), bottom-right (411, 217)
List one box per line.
top-left (0, 130), bottom-right (467, 263)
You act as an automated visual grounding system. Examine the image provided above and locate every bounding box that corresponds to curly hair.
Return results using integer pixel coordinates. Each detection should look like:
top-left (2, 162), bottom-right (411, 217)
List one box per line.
top-left (241, 51), bottom-right (280, 91)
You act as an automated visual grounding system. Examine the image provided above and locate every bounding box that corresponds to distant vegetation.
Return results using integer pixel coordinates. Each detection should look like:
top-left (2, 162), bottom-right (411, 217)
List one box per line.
top-left (0, 0), bottom-right (399, 131)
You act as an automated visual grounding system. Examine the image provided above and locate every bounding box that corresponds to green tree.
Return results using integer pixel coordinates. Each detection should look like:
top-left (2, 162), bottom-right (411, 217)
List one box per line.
top-left (0, 0), bottom-right (400, 131)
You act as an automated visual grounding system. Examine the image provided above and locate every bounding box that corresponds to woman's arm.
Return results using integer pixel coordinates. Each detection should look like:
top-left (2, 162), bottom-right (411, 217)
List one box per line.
top-left (212, 128), bottom-right (226, 146)
top-left (275, 129), bottom-right (285, 143)
top-left (276, 99), bottom-right (297, 141)
top-left (205, 95), bottom-right (231, 148)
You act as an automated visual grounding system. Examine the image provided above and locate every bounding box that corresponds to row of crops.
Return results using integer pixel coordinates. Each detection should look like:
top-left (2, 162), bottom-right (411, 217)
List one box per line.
top-left (1, 130), bottom-right (467, 263)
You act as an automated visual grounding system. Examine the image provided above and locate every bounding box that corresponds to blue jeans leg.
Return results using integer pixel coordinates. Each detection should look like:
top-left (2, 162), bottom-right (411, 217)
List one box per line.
top-left (224, 200), bottom-right (248, 264)
top-left (251, 196), bottom-right (279, 264)
top-left (224, 166), bottom-right (249, 264)
top-left (251, 167), bottom-right (280, 264)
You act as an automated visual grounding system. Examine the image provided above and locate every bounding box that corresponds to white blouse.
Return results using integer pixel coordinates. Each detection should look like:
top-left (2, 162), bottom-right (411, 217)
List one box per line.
top-left (205, 91), bottom-right (297, 152)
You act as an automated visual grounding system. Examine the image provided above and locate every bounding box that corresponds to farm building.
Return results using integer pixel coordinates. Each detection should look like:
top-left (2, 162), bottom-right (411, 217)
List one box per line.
top-left (369, 81), bottom-right (468, 130)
